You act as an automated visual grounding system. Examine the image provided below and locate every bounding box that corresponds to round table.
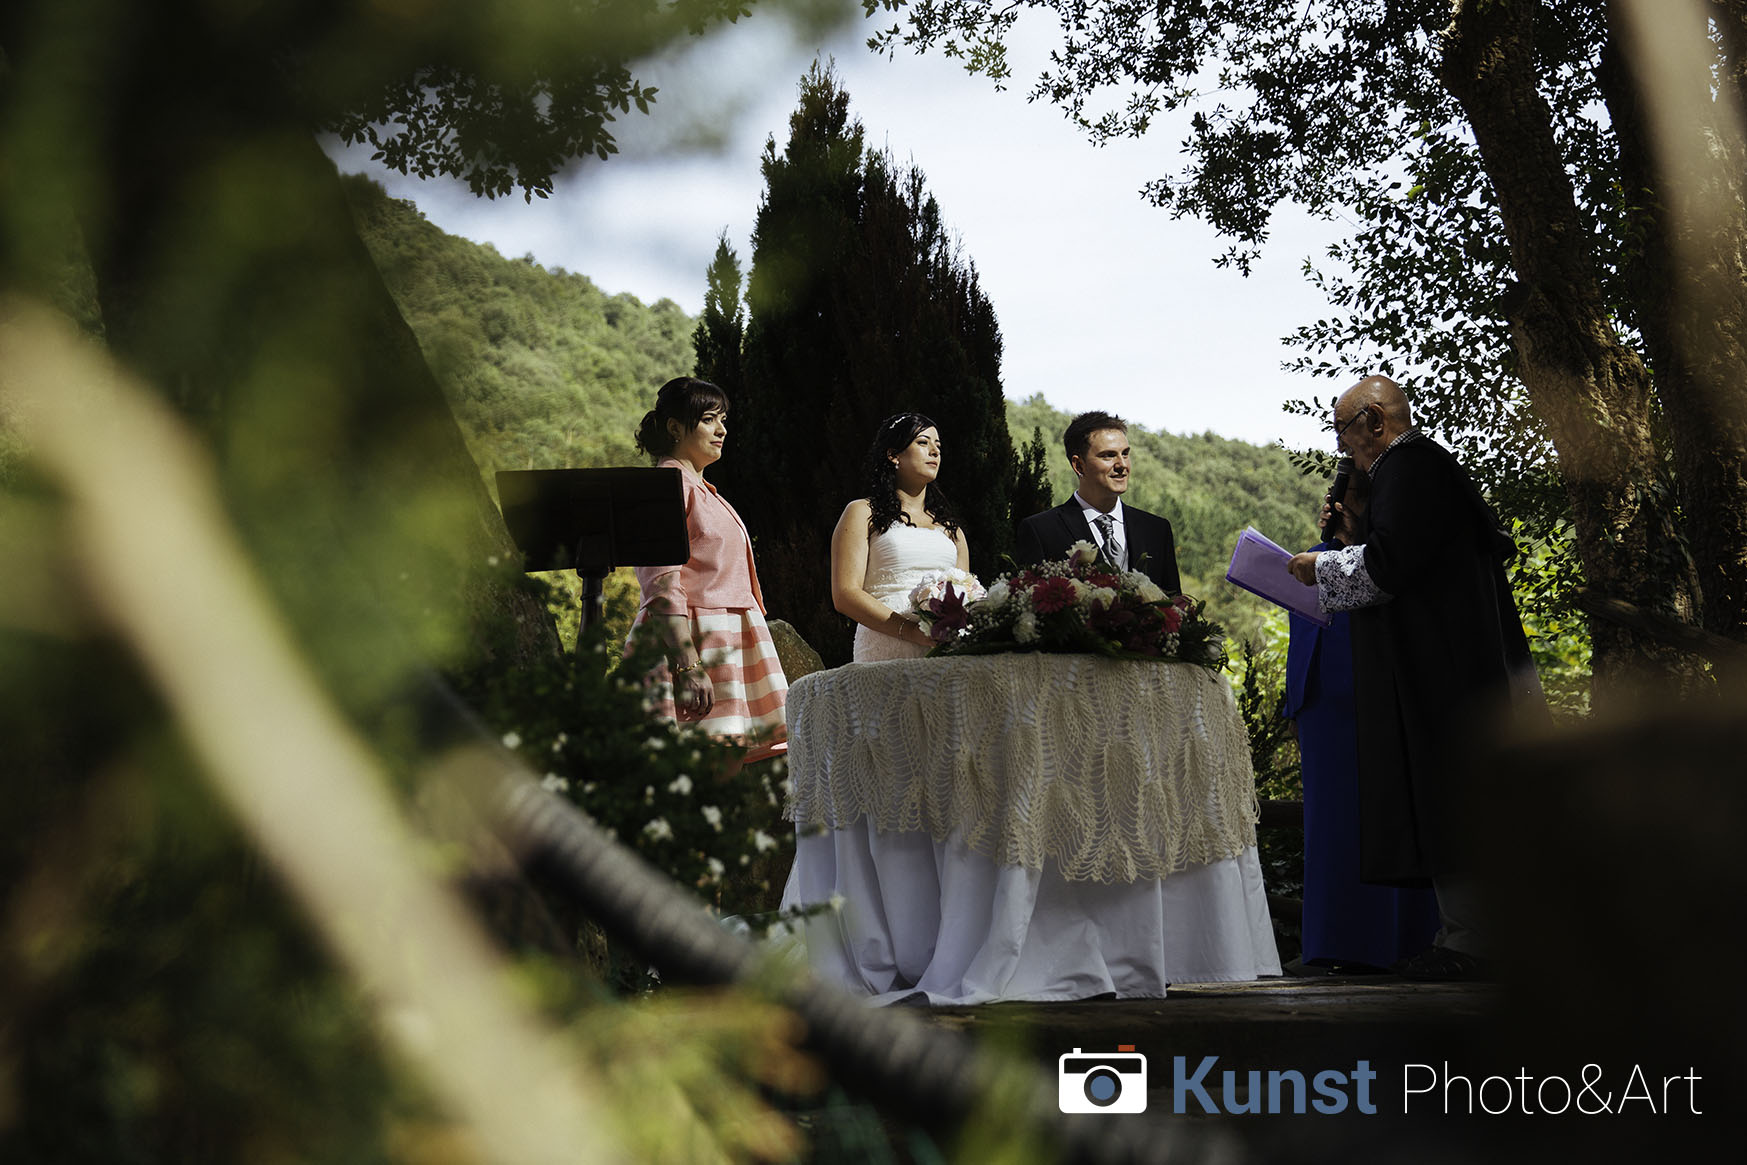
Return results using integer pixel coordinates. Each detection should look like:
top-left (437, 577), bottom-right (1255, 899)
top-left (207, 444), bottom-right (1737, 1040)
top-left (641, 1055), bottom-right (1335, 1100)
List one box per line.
top-left (779, 653), bottom-right (1282, 1005)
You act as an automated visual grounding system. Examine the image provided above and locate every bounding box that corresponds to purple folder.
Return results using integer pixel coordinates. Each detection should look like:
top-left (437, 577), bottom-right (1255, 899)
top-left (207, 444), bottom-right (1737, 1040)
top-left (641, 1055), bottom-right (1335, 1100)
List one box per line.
top-left (1225, 526), bottom-right (1332, 627)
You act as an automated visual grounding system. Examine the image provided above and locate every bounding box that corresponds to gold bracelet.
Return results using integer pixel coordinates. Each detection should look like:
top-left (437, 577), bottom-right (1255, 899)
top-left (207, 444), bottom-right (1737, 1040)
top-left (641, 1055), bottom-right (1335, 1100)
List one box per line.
top-left (671, 660), bottom-right (697, 675)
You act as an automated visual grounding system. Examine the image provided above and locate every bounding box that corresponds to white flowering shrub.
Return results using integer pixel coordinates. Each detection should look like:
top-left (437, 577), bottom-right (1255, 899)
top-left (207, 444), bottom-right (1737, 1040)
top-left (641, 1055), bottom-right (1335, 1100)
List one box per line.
top-left (454, 576), bottom-right (794, 921)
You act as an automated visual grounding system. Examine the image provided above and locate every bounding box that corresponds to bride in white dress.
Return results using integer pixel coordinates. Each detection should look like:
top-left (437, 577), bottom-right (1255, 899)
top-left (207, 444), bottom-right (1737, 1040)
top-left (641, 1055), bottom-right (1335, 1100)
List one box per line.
top-left (829, 413), bottom-right (969, 661)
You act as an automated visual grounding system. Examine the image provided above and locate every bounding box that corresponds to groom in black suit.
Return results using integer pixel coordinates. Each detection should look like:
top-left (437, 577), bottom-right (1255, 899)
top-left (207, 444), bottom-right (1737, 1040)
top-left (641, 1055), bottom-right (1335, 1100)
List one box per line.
top-left (1016, 410), bottom-right (1182, 593)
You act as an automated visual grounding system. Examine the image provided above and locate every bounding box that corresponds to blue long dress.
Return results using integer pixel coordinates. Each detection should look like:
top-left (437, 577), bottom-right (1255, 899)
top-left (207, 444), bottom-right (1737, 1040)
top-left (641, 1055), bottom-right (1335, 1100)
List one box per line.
top-left (1285, 560), bottom-right (1441, 968)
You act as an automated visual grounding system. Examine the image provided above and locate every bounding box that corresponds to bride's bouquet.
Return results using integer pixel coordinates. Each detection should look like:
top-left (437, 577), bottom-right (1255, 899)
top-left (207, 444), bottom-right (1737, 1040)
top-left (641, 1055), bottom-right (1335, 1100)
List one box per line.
top-left (907, 568), bottom-right (988, 644)
top-left (930, 541), bottom-right (1227, 670)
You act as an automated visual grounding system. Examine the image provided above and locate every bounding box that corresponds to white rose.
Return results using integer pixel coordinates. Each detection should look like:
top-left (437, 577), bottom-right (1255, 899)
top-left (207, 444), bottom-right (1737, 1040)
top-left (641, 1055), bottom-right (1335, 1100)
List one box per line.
top-left (1015, 610), bottom-right (1040, 644)
top-left (907, 571), bottom-right (946, 607)
top-left (1090, 587), bottom-right (1118, 606)
top-left (667, 774), bottom-right (693, 796)
top-left (1069, 540), bottom-right (1100, 566)
top-left (642, 817), bottom-right (674, 842)
top-left (1121, 569), bottom-right (1162, 601)
top-left (702, 805), bottom-right (723, 831)
top-left (984, 580), bottom-right (1010, 608)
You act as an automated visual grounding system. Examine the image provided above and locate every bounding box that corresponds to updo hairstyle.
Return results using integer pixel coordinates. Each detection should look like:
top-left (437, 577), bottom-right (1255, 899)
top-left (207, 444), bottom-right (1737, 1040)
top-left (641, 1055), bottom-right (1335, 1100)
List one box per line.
top-left (634, 377), bottom-right (730, 459)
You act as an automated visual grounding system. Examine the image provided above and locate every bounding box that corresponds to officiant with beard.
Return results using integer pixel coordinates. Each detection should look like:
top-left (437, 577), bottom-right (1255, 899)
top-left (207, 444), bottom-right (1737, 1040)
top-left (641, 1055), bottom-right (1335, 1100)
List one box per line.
top-left (1016, 410), bottom-right (1182, 592)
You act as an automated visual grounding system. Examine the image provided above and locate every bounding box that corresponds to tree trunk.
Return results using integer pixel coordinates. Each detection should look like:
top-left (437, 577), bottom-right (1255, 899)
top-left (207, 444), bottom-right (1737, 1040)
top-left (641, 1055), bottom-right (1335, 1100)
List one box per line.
top-left (1600, 0), bottom-right (1747, 645)
top-left (66, 15), bottom-right (558, 693)
top-left (1440, 0), bottom-right (1705, 705)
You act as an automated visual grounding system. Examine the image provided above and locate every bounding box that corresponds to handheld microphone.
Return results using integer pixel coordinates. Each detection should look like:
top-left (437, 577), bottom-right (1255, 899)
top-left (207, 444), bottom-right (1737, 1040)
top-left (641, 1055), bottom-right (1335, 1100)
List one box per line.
top-left (1322, 457), bottom-right (1354, 547)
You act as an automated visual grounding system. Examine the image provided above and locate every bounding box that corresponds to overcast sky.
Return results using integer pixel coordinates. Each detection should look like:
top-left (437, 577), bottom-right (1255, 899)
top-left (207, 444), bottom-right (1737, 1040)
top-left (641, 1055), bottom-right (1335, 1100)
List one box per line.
top-left (325, 10), bottom-right (1354, 453)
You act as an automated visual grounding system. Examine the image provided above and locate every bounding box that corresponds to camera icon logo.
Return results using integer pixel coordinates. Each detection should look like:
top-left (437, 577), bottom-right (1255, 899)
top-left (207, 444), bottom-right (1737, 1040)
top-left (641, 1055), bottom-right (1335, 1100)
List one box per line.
top-left (1058, 1044), bottom-right (1148, 1114)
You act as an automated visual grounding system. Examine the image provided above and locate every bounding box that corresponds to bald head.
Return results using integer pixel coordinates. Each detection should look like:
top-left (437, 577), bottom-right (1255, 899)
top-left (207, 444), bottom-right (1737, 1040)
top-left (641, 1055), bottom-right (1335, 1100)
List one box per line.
top-left (1333, 375), bottom-right (1413, 468)
top-left (1338, 376), bottom-right (1413, 427)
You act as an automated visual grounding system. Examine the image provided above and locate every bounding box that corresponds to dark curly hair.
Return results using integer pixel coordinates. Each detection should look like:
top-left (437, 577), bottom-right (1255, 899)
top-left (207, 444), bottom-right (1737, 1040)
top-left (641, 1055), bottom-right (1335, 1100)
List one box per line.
top-left (862, 412), bottom-right (962, 539)
top-left (634, 377), bottom-right (730, 459)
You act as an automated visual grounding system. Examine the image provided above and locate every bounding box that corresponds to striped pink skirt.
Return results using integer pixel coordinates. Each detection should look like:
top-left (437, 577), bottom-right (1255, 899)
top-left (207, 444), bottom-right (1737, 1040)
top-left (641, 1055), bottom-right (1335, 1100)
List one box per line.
top-left (632, 606), bottom-right (788, 748)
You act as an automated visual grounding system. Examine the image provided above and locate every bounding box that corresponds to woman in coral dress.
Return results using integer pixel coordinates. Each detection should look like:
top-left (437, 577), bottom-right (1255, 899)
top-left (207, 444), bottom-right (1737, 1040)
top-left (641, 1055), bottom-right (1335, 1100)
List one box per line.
top-left (629, 377), bottom-right (787, 757)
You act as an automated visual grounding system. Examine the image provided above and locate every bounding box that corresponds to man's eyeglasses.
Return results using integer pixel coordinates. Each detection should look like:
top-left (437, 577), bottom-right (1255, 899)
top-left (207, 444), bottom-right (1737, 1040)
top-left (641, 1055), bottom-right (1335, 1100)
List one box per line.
top-left (1332, 405), bottom-right (1373, 442)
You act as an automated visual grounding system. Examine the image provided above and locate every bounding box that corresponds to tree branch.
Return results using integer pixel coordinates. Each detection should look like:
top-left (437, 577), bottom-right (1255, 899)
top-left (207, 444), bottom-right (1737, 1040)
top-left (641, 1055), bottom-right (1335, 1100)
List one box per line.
top-left (1573, 587), bottom-right (1747, 672)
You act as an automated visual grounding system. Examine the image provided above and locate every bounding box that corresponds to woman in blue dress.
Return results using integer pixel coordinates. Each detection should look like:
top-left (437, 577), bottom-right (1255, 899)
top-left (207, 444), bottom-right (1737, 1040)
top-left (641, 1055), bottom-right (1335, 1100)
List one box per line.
top-left (1285, 469), bottom-right (1440, 972)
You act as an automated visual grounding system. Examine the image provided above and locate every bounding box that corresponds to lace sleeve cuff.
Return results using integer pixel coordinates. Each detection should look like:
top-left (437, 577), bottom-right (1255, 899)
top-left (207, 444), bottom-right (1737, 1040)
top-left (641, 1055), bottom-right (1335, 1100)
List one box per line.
top-left (1315, 544), bottom-right (1391, 611)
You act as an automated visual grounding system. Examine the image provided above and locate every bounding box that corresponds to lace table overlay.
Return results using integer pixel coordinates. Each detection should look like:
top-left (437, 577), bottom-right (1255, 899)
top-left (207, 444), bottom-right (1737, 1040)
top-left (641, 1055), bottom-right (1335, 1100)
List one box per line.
top-left (784, 653), bottom-right (1260, 884)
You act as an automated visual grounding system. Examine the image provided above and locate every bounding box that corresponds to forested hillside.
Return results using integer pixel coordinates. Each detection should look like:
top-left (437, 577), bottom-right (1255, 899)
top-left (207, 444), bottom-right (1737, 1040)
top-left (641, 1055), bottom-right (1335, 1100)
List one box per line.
top-left (344, 175), bottom-right (696, 480)
top-left (347, 174), bottom-right (1327, 640)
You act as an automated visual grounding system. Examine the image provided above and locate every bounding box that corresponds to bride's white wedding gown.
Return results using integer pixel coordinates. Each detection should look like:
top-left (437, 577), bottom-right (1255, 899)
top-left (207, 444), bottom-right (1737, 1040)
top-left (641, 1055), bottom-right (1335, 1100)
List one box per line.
top-left (852, 523), bottom-right (957, 662)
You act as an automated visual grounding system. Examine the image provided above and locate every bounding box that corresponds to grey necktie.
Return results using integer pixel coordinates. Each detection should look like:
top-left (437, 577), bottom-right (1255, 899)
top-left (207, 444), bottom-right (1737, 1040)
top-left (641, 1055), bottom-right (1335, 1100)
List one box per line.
top-left (1093, 513), bottom-right (1125, 570)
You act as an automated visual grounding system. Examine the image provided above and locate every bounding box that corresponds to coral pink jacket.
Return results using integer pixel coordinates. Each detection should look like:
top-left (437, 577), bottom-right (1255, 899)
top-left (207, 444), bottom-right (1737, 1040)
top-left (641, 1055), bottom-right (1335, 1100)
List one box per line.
top-left (633, 458), bottom-right (765, 615)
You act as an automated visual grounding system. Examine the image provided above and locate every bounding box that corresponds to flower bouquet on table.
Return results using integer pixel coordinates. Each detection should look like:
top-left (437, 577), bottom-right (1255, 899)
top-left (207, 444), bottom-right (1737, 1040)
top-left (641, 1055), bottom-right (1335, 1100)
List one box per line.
top-left (929, 541), bottom-right (1227, 670)
top-left (907, 568), bottom-right (988, 644)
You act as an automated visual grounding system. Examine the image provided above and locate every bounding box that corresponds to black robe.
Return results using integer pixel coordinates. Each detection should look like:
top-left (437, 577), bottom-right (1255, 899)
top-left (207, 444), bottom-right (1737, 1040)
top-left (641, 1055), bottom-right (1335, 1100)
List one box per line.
top-left (1348, 436), bottom-right (1543, 885)
top-left (1015, 499), bottom-right (1182, 595)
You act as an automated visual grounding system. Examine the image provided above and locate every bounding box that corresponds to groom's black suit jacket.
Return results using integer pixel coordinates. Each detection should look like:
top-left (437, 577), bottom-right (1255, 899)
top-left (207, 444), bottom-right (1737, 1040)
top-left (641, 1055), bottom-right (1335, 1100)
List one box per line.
top-left (1015, 499), bottom-right (1182, 595)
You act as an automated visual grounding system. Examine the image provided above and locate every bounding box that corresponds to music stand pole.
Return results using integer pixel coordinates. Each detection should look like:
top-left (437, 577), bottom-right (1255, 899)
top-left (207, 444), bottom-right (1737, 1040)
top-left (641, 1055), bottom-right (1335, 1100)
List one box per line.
top-left (573, 528), bottom-right (612, 659)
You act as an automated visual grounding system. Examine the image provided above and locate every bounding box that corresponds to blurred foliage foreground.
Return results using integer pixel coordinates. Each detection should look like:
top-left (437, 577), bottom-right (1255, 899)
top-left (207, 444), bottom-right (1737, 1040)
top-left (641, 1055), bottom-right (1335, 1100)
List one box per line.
top-left (0, 0), bottom-right (989, 1156)
top-left (0, 302), bottom-right (895, 1163)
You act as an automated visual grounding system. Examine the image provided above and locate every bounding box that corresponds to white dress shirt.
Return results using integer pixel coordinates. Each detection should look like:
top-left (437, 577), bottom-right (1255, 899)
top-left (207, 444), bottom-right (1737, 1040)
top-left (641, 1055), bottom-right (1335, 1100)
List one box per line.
top-left (1074, 493), bottom-right (1127, 569)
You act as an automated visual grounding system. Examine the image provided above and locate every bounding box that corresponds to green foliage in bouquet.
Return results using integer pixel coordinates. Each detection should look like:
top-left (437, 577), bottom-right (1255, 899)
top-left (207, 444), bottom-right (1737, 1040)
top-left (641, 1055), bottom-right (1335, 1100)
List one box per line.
top-left (928, 542), bottom-right (1228, 671)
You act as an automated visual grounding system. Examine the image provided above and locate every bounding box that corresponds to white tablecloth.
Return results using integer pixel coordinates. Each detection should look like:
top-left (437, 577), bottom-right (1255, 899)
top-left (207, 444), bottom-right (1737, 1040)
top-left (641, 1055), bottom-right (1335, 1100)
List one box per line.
top-left (779, 654), bottom-right (1281, 1005)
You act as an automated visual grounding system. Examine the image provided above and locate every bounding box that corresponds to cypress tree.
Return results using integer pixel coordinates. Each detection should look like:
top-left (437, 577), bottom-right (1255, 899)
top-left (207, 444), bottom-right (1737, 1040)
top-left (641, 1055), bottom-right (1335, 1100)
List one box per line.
top-left (699, 62), bottom-right (1049, 665)
top-left (1012, 425), bottom-right (1054, 526)
top-left (692, 232), bottom-right (745, 400)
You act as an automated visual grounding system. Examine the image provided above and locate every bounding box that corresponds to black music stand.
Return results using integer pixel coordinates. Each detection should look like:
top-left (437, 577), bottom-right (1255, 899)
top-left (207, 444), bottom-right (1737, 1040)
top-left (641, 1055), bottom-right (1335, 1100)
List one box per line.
top-left (495, 467), bottom-right (689, 656)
